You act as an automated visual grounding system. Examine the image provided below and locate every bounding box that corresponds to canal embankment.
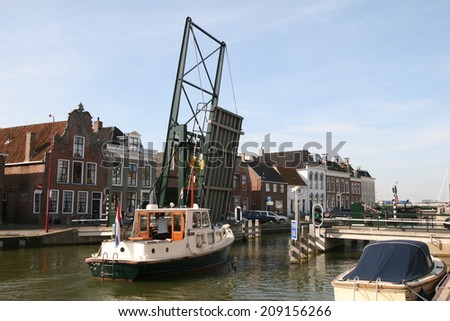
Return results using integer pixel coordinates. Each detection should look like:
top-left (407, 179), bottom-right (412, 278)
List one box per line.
top-left (0, 225), bottom-right (111, 250)
top-left (0, 222), bottom-right (292, 250)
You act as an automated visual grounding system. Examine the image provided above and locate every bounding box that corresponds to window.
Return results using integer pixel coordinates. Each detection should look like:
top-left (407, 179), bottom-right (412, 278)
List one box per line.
top-left (33, 190), bottom-right (42, 214)
top-left (57, 159), bottom-right (70, 184)
top-left (72, 161), bottom-right (83, 184)
top-left (129, 136), bottom-right (140, 151)
top-left (241, 175), bottom-right (247, 191)
top-left (201, 212), bottom-right (210, 228)
top-left (233, 175), bottom-right (238, 189)
top-left (127, 192), bottom-right (136, 215)
top-left (273, 184), bottom-right (277, 193)
top-left (192, 211), bottom-right (210, 228)
top-left (128, 163), bottom-right (138, 186)
top-left (275, 200), bottom-right (283, 213)
top-left (73, 136), bottom-right (85, 158)
top-left (112, 165), bottom-right (122, 185)
top-left (62, 190), bottom-right (74, 214)
top-left (86, 162), bottom-right (97, 185)
top-left (265, 183), bottom-right (270, 192)
top-left (142, 165), bottom-right (151, 187)
top-left (141, 191), bottom-right (151, 206)
top-left (49, 190), bottom-right (59, 213)
top-left (280, 184), bottom-right (284, 194)
top-left (77, 191), bottom-right (88, 214)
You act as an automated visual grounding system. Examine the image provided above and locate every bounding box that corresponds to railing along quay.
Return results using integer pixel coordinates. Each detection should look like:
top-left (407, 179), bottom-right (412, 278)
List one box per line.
top-left (312, 213), bottom-right (450, 256)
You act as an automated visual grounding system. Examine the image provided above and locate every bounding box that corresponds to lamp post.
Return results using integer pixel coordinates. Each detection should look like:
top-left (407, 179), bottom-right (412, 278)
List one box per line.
top-left (45, 114), bottom-right (55, 233)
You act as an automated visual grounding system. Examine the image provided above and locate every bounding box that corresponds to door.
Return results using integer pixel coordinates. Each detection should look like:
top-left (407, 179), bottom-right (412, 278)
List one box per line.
top-left (92, 192), bottom-right (101, 219)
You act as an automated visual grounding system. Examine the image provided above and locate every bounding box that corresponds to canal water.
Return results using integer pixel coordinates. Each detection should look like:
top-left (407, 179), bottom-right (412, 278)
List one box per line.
top-left (0, 233), bottom-right (365, 301)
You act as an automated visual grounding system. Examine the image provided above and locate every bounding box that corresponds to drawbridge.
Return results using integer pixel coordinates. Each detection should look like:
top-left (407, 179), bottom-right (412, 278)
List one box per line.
top-left (156, 17), bottom-right (243, 223)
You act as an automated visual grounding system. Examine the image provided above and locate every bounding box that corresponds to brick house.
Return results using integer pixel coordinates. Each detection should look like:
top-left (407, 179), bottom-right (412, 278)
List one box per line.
top-left (0, 104), bottom-right (155, 226)
top-left (0, 104), bottom-right (108, 224)
top-left (245, 157), bottom-right (288, 214)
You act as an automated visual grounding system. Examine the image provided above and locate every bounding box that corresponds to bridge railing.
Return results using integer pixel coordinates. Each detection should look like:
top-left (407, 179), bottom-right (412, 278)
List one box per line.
top-left (326, 212), bottom-right (450, 231)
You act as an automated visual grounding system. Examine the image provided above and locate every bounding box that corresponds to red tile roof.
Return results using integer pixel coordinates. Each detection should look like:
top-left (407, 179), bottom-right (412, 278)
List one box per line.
top-left (0, 121), bottom-right (67, 163)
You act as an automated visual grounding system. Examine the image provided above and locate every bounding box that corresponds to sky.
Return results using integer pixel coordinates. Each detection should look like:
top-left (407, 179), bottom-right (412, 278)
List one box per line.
top-left (1, 0), bottom-right (450, 203)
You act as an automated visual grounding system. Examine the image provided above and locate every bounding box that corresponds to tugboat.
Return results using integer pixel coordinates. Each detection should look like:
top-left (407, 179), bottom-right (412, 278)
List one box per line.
top-left (85, 204), bottom-right (234, 281)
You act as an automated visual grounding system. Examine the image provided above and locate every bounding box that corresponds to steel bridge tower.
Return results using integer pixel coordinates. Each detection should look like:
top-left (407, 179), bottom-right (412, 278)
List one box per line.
top-left (156, 17), bottom-right (243, 223)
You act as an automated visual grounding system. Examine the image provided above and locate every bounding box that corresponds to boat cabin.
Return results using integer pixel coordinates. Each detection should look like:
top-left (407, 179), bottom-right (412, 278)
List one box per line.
top-left (129, 206), bottom-right (211, 242)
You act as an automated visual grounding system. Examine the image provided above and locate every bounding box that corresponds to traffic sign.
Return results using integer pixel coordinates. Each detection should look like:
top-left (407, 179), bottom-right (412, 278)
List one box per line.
top-left (291, 220), bottom-right (297, 240)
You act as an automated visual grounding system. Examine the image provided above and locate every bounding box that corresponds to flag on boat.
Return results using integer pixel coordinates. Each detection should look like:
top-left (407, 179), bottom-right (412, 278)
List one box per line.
top-left (114, 200), bottom-right (123, 248)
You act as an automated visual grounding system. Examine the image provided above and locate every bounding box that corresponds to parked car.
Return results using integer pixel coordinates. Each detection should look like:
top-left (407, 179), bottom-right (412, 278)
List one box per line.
top-left (443, 217), bottom-right (450, 230)
top-left (243, 210), bottom-right (288, 223)
top-left (266, 211), bottom-right (289, 223)
top-left (225, 211), bottom-right (247, 224)
top-left (243, 210), bottom-right (276, 223)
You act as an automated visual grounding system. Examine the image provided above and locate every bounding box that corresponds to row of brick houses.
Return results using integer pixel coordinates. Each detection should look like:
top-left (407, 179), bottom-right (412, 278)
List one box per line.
top-left (0, 105), bottom-right (375, 226)
top-left (229, 150), bottom-right (376, 218)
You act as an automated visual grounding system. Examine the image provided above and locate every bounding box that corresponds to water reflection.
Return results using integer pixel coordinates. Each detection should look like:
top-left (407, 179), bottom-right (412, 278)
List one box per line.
top-left (0, 234), bottom-right (365, 301)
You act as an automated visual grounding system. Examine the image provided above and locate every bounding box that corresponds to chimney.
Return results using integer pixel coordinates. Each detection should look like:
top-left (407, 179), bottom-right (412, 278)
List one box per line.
top-left (25, 132), bottom-right (36, 162)
top-left (92, 117), bottom-right (103, 132)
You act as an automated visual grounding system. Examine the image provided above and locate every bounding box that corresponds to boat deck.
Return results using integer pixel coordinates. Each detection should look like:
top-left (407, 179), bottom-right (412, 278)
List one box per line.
top-left (432, 272), bottom-right (450, 301)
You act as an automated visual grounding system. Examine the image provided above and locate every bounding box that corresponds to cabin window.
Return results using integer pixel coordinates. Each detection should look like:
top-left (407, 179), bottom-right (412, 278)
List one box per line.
top-left (193, 212), bottom-right (201, 228)
top-left (171, 213), bottom-right (185, 241)
top-left (140, 216), bottom-right (148, 232)
top-left (201, 212), bottom-right (210, 228)
top-left (192, 211), bottom-right (211, 228)
top-left (173, 215), bottom-right (182, 232)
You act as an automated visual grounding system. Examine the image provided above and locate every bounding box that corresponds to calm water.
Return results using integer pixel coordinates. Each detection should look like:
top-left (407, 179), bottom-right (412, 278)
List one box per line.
top-left (0, 233), bottom-right (365, 301)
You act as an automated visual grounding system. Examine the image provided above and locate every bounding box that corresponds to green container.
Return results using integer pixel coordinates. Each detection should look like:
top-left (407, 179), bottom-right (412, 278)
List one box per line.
top-left (107, 211), bottom-right (116, 227)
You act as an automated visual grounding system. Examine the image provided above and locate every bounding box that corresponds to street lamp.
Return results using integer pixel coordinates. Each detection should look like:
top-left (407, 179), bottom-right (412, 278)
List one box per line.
top-left (45, 114), bottom-right (55, 233)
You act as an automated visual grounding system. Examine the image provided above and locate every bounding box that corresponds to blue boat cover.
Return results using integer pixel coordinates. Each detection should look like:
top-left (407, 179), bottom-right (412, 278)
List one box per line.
top-left (343, 240), bottom-right (434, 283)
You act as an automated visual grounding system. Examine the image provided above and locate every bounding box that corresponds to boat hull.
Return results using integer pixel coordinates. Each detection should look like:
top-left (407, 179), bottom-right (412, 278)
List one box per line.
top-left (86, 243), bottom-right (232, 281)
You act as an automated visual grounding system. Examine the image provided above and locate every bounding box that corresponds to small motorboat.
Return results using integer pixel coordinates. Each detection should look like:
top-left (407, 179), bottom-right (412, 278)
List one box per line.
top-left (85, 204), bottom-right (234, 281)
top-left (331, 240), bottom-right (447, 301)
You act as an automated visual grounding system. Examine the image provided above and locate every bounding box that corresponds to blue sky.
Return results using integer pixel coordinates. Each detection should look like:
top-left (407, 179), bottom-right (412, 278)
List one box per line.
top-left (1, 0), bottom-right (450, 202)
